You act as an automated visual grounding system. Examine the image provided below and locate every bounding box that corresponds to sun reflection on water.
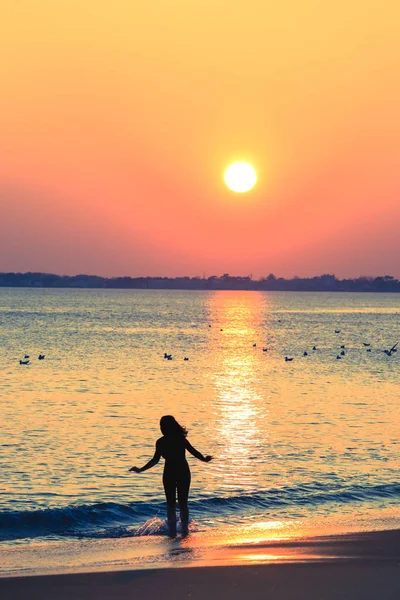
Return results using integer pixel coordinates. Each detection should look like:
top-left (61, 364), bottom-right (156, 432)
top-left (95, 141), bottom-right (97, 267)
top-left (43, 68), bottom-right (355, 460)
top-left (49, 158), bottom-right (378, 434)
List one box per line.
top-left (206, 292), bottom-right (271, 491)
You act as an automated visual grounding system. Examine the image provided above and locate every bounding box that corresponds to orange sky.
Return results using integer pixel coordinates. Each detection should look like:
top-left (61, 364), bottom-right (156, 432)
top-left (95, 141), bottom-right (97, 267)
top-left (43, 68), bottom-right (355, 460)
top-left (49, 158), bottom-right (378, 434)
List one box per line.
top-left (1, 1), bottom-right (399, 278)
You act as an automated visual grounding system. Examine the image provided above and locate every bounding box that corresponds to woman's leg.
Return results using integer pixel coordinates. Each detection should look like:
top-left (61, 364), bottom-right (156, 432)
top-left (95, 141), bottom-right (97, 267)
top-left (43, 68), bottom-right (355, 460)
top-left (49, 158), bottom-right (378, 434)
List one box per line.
top-left (163, 471), bottom-right (177, 537)
top-left (177, 468), bottom-right (191, 535)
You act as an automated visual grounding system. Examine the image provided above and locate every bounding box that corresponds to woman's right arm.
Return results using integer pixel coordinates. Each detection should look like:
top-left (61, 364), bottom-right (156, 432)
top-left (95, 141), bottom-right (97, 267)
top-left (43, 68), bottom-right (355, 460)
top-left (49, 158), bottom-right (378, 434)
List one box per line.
top-left (185, 439), bottom-right (213, 462)
top-left (129, 442), bottom-right (161, 473)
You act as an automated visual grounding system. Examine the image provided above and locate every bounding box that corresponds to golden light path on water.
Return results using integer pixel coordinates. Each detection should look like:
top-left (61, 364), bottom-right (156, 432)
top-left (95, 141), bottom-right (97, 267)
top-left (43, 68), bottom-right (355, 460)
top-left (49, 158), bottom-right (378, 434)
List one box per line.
top-left (209, 292), bottom-right (268, 493)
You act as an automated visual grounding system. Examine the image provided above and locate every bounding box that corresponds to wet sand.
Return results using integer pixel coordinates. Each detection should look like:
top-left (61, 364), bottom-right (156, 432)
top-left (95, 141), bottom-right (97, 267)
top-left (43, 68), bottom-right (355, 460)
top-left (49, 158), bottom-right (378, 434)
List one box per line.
top-left (1, 529), bottom-right (399, 600)
top-left (1, 563), bottom-right (400, 600)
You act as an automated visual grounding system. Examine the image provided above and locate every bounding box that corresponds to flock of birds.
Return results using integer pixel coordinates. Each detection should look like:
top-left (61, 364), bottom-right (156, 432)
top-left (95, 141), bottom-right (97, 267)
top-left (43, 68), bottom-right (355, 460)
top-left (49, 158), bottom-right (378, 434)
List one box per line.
top-left (163, 353), bottom-right (189, 361)
top-left (266, 329), bottom-right (398, 362)
top-left (19, 354), bottom-right (45, 365)
top-left (280, 339), bottom-right (398, 362)
top-left (161, 327), bottom-right (398, 364)
top-left (19, 327), bottom-right (398, 366)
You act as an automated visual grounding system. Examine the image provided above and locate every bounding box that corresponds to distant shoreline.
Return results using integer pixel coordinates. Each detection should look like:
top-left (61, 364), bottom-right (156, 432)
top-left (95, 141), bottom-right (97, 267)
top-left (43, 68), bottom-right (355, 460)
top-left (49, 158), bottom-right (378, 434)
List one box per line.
top-left (1, 272), bottom-right (400, 292)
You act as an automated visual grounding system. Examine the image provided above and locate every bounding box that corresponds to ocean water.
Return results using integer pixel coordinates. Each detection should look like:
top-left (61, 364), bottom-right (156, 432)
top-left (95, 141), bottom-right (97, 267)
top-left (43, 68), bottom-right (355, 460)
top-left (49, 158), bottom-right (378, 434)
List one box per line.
top-left (0, 288), bottom-right (399, 573)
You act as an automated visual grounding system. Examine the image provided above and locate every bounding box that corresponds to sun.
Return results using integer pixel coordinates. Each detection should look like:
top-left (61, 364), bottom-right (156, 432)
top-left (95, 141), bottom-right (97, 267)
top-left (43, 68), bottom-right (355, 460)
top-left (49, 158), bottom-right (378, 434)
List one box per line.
top-left (224, 162), bottom-right (257, 193)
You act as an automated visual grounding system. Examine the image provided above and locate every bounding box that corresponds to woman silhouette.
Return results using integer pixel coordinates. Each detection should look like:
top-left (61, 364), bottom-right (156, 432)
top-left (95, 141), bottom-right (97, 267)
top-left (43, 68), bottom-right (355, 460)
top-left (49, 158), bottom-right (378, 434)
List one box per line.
top-left (130, 415), bottom-right (212, 537)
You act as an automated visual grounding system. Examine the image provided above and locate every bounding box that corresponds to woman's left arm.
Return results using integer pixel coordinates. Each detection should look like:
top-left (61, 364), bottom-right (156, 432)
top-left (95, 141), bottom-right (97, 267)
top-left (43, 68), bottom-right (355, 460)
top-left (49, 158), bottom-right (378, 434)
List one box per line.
top-left (185, 439), bottom-right (213, 462)
top-left (129, 442), bottom-right (161, 473)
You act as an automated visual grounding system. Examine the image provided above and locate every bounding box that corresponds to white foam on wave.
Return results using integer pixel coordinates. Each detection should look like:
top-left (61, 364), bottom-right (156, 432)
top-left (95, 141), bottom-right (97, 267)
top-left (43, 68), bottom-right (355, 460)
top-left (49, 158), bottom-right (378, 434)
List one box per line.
top-left (135, 517), bottom-right (199, 537)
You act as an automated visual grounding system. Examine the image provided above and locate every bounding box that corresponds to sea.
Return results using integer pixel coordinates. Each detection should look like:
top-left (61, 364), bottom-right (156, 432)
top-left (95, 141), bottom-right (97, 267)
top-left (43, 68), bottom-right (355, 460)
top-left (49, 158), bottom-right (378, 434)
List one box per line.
top-left (0, 288), bottom-right (399, 575)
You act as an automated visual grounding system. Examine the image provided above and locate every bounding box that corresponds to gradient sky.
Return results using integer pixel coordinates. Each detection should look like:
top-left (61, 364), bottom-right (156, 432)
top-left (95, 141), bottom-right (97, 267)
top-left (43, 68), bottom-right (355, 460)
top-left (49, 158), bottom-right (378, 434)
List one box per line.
top-left (1, 1), bottom-right (399, 278)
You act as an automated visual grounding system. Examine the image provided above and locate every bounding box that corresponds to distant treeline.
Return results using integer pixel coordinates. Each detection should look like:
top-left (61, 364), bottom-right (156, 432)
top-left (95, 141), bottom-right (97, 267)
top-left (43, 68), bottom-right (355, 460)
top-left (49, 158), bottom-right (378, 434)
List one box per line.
top-left (1, 272), bottom-right (400, 292)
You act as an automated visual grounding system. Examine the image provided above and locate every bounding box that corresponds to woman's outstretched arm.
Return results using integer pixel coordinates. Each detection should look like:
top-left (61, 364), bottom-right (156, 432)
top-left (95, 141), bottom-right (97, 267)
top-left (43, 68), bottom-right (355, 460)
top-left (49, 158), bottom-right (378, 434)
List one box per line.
top-left (129, 442), bottom-right (161, 473)
top-left (185, 439), bottom-right (213, 462)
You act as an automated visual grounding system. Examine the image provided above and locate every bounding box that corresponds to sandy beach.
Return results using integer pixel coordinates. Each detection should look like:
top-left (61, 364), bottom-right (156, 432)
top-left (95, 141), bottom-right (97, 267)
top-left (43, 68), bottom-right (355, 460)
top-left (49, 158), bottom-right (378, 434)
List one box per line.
top-left (1, 529), bottom-right (400, 599)
top-left (2, 561), bottom-right (400, 600)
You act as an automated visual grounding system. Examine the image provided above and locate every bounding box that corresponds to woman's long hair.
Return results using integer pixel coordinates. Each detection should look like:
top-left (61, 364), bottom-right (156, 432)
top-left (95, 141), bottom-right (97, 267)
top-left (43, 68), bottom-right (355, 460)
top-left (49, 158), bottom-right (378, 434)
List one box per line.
top-left (160, 415), bottom-right (188, 437)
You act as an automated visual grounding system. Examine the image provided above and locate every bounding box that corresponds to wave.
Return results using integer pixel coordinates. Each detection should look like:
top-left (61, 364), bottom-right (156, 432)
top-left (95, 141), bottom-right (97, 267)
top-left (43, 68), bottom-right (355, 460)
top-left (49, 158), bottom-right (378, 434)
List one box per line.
top-left (0, 481), bottom-right (398, 542)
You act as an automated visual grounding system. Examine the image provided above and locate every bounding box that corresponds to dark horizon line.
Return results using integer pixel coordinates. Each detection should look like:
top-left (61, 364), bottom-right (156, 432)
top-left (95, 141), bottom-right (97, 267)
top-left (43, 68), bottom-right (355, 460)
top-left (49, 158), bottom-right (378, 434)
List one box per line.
top-left (1, 271), bottom-right (399, 292)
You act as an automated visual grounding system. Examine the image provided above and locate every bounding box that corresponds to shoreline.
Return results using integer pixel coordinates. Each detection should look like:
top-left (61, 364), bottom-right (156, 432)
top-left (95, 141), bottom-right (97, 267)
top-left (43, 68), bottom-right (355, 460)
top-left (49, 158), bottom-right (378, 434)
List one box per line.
top-left (1, 527), bottom-right (399, 580)
top-left (2, 283), bottom-right (400, 295)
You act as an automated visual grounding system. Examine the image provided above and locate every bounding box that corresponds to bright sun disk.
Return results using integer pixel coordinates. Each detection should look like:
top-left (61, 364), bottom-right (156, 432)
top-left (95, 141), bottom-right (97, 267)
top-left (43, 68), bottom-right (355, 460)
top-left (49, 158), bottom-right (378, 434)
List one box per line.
top-left (224, 162), bottom-right (257, 193)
